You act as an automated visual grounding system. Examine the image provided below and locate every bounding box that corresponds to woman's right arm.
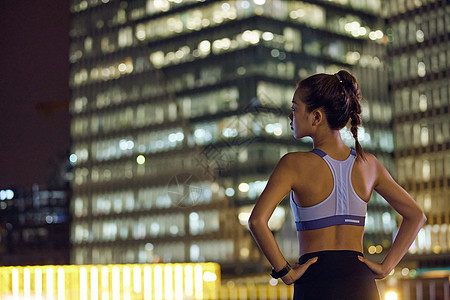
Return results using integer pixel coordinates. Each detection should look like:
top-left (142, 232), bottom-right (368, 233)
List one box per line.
top-left (358, 156), bottom-right (426, 278)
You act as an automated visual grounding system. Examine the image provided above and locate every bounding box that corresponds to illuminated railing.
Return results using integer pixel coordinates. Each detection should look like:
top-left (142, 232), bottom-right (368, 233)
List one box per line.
top-left (0, 263), bottom-right (220, 300)
top-left (1, 263), bottom-right (448, 300)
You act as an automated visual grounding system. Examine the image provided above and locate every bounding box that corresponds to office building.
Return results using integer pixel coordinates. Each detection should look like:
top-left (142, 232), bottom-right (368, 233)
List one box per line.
top-left (69, 0), bottom-right (398, 272)
top-left (386, 0), bottom-right (450, 267)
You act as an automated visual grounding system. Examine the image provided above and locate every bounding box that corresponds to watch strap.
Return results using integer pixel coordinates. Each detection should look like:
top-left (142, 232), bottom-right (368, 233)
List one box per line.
top-left (270, 261), bottom-right (291, 278)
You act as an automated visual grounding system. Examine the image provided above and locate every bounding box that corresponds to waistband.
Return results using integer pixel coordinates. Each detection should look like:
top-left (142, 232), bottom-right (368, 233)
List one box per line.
top-left (299, 250), bottom-right (363, 264)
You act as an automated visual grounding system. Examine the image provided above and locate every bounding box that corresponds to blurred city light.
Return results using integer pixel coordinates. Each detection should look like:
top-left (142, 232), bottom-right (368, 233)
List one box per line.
top-left (0, 189), bottom-right (14, 200)
top-left (238, 183), bottom-right (249, 193)
top-left (385, 291), bottom-right (398, 300)
top-left (136, 155), bottom-right (146, 165)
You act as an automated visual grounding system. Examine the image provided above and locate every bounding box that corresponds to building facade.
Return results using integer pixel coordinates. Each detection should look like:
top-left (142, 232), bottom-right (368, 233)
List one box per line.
top-left (0, 186), bottom-right (71, 266)
top-left (69, 0), bottom-right (397, 272)
top-left (386, 0), bottom-right (450, 268)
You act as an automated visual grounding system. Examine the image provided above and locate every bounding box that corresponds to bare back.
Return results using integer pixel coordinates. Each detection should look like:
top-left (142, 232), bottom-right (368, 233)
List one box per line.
top-left (289, 148), bottom-right (378, 256)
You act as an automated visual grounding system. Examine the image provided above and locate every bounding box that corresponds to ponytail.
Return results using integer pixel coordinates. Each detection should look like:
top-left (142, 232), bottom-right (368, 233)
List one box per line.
top-left (350, 111), bottom-right (366, 161)
top-left (335, 70), bottom-right (366, 161)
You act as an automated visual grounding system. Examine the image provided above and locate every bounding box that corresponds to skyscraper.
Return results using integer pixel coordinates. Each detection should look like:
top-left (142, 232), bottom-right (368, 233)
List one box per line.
top-left (386, 0), bottom-right (449, 266)
top-left (69, 0), bottom-right (397, 272)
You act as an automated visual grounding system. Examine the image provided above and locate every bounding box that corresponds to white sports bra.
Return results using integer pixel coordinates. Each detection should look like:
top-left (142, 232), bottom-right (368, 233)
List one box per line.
top-left (290, 149), bottom-right (367, 231)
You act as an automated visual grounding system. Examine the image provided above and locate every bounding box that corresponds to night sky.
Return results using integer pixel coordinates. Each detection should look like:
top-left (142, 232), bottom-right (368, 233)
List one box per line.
top-left (0, 1), bottom-right (71, 189)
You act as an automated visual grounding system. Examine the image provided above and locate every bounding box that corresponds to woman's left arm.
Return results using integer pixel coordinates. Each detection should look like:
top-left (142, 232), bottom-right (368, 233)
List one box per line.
top-left (358, 156), bottom-right (426, 279)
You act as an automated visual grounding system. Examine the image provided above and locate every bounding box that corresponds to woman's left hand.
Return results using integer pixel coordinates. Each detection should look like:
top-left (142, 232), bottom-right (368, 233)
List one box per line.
top-left (358, 256), bottom-right (389, 279)
top-left (280, 257), bottom-right (318, 285)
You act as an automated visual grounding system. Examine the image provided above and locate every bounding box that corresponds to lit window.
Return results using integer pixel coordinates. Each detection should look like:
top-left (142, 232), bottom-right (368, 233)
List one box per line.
top-left (418, 62), bottom-right (426, 77)
top-left (190, 244), bottom-right (199, 261)
top-left (238, 183), bottom-right (249, 193)
top-left (198, 40), bottom-right (211, 55)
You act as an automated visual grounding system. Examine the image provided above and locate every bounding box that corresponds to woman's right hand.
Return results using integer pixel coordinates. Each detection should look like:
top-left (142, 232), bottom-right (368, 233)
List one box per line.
top-left (281, 257), bottom-right (318, 285)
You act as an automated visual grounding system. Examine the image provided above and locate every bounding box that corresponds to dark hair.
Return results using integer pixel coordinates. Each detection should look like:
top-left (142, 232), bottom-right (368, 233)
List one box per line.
top-left (296, 70), bottom-right (365, 160)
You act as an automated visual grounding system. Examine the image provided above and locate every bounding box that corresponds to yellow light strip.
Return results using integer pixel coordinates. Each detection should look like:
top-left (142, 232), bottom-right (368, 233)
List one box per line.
top-left (24, 268), bottom-right (30, 297)
top-left (185, 264), bottom-right (193, 297)
top-left (58, 267), bottom-right (65, 300)
top-left (174, 265), bottom-right (183, 299)
top-left (123, 266), bottom-right (131, 300)
top-left (91, 267), bottom-right (98, 300)
top-left (0, 263), bottom-right (220, 300)
top-left (154, 265), bottom-right (163, 300)
top-left (195, 265), bottom-right (203, 299)
top-left (133, 266), bottom-right (141, 294)
top-left (164, 265), bottom-right (173, 300)
top-left (80, 267), bottom-right (87, 300)
top-left (12, 268), bottom-right (19, 296)
top-left (112, 266), bottom-right (120, 300)
top-left (35, 268), bottom-right (42, 298)
top-left (46, 267), bottom-right (54, 299)
top-left (143, 266), bottom-right (151, 300)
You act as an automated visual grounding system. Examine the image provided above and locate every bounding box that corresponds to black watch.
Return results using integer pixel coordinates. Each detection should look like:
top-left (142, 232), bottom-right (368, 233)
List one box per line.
top-left (270, 261), bottom-right (291, 278)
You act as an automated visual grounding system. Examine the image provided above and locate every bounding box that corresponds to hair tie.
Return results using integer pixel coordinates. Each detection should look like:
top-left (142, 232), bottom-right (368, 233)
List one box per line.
top-left (334, 73), bottom-right (343, 83)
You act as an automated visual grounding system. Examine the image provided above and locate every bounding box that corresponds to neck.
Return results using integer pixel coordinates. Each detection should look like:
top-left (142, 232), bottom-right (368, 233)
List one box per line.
top-left (312, 128), bottom-right (347, 151)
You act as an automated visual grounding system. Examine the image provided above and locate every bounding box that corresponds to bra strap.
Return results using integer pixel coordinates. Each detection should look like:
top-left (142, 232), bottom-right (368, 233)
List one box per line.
top-left (311, 149), bottom-right (357, 158)
top-left (310, 149), bottom-right (327, 158)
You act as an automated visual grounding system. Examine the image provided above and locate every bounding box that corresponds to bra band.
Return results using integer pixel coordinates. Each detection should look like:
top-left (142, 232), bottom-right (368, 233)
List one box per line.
top-left (295, 215), bottom-right (365, 231)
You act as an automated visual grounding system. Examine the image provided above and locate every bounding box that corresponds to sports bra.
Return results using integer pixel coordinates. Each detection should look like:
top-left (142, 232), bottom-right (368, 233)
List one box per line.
top-left (290, 149), bottom-right (367, 231)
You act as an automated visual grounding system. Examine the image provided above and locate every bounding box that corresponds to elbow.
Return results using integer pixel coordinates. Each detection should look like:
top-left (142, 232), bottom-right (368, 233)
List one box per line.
top-left (248, 215), bottom-right (266, 232)
top-left (416, 206), bottom-right (427, 225)
top-left (403, 207), bottom-right (427, 227)
top-left (248, 219), bottom-right (254, 232)
top-left (411, 208), bottom-right (427, 227)
top-left (247, 216), bottom-right (258, 231)
top-left (420, 211), bottom-right (427, 226)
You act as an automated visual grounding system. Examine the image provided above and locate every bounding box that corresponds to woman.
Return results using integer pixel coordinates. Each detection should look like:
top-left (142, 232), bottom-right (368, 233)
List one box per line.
top-left (248, 70), bottom-right (426, 299)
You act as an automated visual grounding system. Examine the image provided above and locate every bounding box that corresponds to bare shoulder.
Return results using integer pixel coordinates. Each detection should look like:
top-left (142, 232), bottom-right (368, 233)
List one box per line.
top-left (355, 152), bottom-right (380, 169)
top-left (281, 151), bottom-right (318, 163)
top-left (279, 151), bottom-right (321, 172)
top-left (363, 152), bottom-right (388, 171)
top-left (358, 152), bottom-right (392, 184)
top-left (282, 151), bottom-right (314, 160)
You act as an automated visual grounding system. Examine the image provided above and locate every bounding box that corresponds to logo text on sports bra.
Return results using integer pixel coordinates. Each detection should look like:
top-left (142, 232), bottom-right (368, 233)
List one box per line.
top-left (344, 219), bottom-right (360, 223)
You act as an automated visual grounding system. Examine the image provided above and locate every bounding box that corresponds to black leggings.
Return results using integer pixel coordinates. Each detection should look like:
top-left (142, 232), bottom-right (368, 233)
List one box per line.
top-left (293, 250), bottom-right (380, 300)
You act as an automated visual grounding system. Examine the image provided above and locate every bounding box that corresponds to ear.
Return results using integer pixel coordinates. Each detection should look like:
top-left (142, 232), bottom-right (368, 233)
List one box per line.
top-left (311, 109), bottom-right (324, 126)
